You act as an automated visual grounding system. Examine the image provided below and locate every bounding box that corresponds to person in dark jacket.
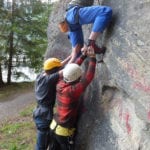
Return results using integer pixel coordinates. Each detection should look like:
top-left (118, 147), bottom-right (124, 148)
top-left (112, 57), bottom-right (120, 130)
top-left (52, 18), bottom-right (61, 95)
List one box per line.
top-left (33, 56), bottom-right (71, 150)
top-left (59, 0), bottom-right (112, 63)
top-left (50, 46), bottom-right (96, 150)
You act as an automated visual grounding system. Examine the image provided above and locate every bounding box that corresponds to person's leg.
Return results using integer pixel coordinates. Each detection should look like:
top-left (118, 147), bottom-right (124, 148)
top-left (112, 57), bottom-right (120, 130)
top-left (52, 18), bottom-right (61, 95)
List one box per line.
top-left (54, 134), bottom-right (75, 150)
top-left (54, 134), bottom-right (68, 150)
top-left (34, 118), bottom-right (51, 150)
top-left (48, 130), bottom-right (60, 150)
top-left (79, 6), bottom-right (112, 53)
top-left (88, 6), bottom-right (112, 43)
top-left (79, 6), bottom-right (112, 31)
top-left (36, 128), bottom-right (50, 150)
top-left (88, 32), bottom-right (100, 41)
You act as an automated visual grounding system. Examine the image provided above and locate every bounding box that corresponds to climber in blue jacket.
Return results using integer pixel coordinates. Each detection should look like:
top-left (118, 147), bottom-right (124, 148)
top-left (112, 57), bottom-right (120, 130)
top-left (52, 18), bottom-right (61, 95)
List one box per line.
top-left (59, 0), bottom-right (112, 63)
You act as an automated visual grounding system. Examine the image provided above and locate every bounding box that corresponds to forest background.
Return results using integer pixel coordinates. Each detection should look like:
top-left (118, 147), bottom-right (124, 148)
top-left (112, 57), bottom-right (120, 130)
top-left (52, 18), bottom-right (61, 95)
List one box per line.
top-left (0, 1), bottom-right (53, 149)
top-left (0, 0), bottom-right (52, 86)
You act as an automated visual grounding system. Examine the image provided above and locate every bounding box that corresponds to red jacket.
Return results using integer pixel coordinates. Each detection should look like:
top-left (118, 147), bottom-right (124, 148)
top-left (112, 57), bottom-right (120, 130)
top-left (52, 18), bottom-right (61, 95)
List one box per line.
top-left (54, 56), bottom-right (96, 128)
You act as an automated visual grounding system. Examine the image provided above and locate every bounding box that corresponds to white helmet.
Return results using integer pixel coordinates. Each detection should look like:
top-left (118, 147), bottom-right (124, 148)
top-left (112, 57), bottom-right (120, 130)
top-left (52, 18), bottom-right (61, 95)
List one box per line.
top-left (63, 63), bottom-right (82, 83)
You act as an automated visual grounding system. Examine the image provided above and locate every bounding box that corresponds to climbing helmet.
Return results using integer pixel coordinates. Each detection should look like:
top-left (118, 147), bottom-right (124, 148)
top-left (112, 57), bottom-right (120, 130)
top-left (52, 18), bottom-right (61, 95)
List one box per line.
top-left (43, 58), bottom-right (62, 71)
top-left (63, 63), bottom-right (82, 83)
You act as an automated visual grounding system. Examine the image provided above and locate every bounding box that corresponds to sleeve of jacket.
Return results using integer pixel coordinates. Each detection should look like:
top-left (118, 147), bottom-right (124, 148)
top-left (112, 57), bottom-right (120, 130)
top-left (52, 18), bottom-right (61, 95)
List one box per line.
top-left (47, 72), bottom-right (59, 84)
top-left (75, 54), bottom-right (87, 66)
top-left (74, 57), bottom-right (96, 95)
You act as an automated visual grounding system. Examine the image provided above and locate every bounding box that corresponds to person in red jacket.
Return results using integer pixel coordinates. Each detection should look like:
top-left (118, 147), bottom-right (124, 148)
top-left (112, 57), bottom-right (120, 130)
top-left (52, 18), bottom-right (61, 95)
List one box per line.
top-left (50, 46), bottom-right (96, 150)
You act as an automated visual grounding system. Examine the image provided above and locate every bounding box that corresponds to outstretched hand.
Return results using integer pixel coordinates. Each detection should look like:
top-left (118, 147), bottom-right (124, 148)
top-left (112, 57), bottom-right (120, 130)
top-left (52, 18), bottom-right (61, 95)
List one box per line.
top-left (86, 46), bottom-right (96, 58)
top-left (81, 44), bottom-right (88, 56)
top-left (81, 44), bottom-right (96, 58)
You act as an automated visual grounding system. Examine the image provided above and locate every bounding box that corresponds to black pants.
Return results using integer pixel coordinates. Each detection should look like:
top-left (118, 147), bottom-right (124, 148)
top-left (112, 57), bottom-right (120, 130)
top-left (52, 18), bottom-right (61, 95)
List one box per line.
top-left (50, 132), bottom-right (74, 150)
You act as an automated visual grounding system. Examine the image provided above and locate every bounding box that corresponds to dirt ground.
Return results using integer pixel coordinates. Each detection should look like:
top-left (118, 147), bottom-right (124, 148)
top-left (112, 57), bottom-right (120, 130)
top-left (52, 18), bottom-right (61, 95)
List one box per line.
top-left (0, 91), bottom-right (35, 122)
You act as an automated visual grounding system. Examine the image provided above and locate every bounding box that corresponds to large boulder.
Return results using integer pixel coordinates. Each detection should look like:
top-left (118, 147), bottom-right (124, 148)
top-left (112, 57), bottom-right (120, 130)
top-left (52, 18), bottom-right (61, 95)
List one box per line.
top-left (46, 0), bottom-right (150, 149)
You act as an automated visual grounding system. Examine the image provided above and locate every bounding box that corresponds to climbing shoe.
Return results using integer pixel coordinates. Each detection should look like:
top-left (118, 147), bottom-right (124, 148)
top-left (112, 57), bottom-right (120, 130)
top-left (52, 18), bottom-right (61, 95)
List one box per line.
top-left (87, 39), bottom-right (106, 54)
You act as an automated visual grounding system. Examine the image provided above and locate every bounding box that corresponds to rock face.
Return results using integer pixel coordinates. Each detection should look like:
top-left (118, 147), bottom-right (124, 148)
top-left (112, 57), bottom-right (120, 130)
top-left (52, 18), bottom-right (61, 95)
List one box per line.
top-left (46, 0), bottom-right (150, 149)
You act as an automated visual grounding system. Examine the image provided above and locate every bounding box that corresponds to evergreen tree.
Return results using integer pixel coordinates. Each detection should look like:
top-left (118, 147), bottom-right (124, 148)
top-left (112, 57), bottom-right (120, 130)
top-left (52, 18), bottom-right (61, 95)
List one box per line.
top-left (0, 0), bottom-right (52, 85)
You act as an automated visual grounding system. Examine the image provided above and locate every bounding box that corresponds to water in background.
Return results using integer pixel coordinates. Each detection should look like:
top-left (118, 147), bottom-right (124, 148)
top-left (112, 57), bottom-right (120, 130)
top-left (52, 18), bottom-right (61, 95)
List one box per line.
top-left (3, 67), bottom-right (37, 82)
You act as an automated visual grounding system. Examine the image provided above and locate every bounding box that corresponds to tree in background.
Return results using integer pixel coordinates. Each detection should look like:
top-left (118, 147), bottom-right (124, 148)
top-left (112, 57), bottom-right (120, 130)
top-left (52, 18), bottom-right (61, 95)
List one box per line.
top-left (0, 63), bottom-right (4, 87)
top-left (0, 0), bottom-right (6, 86)
top-left (0, 0), bottom-right (52, 86)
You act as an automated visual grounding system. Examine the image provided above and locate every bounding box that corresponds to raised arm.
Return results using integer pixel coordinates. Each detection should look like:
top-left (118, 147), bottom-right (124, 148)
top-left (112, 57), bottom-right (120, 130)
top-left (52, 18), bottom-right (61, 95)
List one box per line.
top-left (81, 46), bottom-right (96, 85)
top-left (75, 45), bottom-right (88, 65)
top-left (61, 55), bottom-right (72, 67)
top-left (73, 47), bottom-right (96, 94)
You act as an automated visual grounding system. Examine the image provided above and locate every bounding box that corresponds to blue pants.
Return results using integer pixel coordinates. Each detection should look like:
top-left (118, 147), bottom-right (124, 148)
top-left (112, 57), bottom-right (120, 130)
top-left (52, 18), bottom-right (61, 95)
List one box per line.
top-left (33, 105), bottom-right (54, 150)
top-left (66, 6), bottom-right (113, 47)
top-left (34, 117), bottom-right (51, 150)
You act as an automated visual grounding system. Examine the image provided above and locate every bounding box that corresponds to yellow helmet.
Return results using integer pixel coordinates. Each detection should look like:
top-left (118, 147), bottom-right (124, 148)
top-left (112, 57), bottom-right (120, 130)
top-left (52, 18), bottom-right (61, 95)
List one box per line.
top-left (43, 58), bottom-right (62, 71)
